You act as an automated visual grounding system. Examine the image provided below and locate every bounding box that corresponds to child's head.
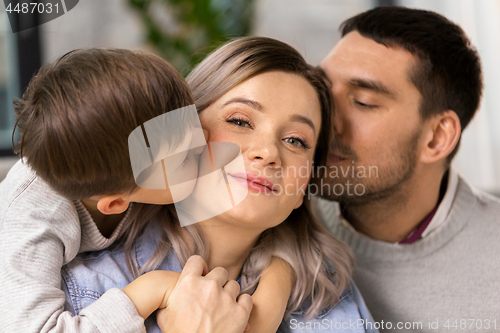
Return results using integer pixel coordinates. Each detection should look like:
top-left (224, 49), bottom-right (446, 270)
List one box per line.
top-left (13, 48), bottom-right (194, 206)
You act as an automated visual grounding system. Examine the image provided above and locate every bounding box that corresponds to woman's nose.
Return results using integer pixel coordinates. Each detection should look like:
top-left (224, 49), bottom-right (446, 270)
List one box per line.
top-left (246, 138), bottom-right (281, 168)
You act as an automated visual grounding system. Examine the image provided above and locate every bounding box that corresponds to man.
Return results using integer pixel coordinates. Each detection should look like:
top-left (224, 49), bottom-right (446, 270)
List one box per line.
top-left (315, 6), bottom-right (500, 332)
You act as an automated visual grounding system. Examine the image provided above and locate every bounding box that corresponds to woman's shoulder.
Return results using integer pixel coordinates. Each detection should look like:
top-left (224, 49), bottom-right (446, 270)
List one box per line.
top-left (278, 280), bottom-right (378, 333)
top-left (62, 219), bottom-right (181, 314)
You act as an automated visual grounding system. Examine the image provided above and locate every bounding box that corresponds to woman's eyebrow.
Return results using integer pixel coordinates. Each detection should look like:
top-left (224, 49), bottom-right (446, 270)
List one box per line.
top-left (290, 114), bottom-right (316, 135)
top-left (222, 98), bottom-right (263, 111)
top-left (222, 97), bottom-right (316, 134)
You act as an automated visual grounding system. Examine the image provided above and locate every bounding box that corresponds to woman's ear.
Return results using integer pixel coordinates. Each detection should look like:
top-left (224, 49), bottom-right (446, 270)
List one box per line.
top-left (420, 110), bottom-right (461, 164)
top-left (96, 194), bottom-right (131, 215)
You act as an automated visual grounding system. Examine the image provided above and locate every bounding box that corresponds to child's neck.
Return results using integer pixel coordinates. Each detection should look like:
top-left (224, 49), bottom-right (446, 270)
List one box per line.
top-left (81, 199), bottom-right (126, 238)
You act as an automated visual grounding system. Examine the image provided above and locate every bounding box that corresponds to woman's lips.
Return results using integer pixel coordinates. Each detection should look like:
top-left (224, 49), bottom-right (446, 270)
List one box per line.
top-left (229, 172), bottom-right (277, 193)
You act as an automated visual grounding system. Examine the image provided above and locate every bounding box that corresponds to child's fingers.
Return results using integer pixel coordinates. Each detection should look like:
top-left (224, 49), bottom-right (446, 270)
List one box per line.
top-left (180, 255), bottom-right (208, 279)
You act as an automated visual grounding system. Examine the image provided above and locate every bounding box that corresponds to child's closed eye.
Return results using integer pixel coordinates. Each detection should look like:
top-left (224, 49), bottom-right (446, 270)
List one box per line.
top-left (181, 152), bottom-right (194, 166)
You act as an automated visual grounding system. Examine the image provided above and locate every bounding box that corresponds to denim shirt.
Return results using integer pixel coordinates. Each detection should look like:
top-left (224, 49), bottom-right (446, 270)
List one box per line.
top-left (62, 221), bottom-right (378, 333)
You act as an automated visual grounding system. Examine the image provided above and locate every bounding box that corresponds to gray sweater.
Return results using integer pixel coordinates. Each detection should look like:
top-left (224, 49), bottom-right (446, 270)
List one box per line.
top-left (0, 160), bottom-right (144, 332)
top-left (315, 175), bottom-right (500, 332)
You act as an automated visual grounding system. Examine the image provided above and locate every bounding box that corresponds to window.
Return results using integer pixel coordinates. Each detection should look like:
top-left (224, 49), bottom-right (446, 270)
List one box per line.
top-left (0, 11), bottom-right (19, 155)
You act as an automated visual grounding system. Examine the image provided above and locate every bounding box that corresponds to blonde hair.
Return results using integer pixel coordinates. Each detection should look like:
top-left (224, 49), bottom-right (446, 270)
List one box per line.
top-left (122, 37), bottom-right (354, 320)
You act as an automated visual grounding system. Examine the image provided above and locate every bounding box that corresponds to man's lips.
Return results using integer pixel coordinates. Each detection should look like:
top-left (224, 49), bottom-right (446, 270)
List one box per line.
top-left (328, 153), bottom-right (347, 163)
top-left (229, 172), bottom-right (277, 193)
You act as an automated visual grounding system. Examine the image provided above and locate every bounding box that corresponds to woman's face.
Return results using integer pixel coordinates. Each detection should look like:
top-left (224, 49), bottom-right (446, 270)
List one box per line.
top-left (194, 70), bottom-right (322, 229)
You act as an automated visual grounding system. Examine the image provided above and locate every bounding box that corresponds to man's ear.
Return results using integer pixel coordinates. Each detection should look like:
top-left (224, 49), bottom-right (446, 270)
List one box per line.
top-left (420, 110), bottom-right (461, 164)
top-left (96, 194), bottom-right (131, 215)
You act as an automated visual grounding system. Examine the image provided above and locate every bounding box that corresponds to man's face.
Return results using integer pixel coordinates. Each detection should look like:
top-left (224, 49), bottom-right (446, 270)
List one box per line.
top-left (319, 31), bottom-right (424, 204)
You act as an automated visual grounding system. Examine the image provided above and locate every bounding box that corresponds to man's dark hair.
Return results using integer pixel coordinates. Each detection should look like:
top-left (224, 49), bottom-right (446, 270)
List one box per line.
top-left (340, 6), bottom-right (483, 161)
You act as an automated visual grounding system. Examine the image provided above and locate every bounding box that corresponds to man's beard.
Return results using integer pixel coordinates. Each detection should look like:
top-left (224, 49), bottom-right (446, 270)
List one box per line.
top-left (318, 128), bottom-right (421, 206)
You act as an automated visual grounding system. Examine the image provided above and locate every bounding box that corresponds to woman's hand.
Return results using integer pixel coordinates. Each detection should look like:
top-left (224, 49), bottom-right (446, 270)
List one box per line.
top-left (157, 255), bottom-right (253, 333)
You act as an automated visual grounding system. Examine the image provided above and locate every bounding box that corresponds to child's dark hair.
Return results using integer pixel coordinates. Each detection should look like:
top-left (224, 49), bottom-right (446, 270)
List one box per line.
top-left (13, 48), bottom-right (194, 199)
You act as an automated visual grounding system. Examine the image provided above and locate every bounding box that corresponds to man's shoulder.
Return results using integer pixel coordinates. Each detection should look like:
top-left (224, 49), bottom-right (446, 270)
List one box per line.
top-left (456, 174), bottom-right (500, 219)
top-left (446, 175), bottom-right (500, 245)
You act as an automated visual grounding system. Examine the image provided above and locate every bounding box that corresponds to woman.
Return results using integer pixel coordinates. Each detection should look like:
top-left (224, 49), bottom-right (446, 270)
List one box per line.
top-left (62, 37), bottom-right (376, 333)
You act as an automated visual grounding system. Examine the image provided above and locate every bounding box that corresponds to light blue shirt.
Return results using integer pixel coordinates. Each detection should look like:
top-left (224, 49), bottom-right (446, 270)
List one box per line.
top-left (62, 221), bottom-right (378, 333)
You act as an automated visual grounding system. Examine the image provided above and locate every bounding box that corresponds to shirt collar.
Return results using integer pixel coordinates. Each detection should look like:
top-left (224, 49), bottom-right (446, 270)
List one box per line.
top-left (420, 167), bottom-right (459, 238)
top-left (397, 167), bottom-right (459, 244)
top-left (398, 205), bottom-right (438, 244)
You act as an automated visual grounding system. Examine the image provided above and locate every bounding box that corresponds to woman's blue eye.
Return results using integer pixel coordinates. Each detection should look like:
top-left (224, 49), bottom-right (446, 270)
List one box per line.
top-left (227, 117), bottom-right (251, 128)
top-left (284, 137), bottom-right (310, 149)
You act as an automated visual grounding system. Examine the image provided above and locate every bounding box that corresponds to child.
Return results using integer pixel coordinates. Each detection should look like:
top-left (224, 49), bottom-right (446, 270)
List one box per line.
top-left (0, 48), bottom-right (201, 332)
top-left (0, 47), bottom-right (294, 332)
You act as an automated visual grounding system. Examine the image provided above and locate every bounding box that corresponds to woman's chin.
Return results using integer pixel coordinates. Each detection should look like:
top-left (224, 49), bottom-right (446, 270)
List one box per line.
top-left (213, 198), bottom-right (286, 229)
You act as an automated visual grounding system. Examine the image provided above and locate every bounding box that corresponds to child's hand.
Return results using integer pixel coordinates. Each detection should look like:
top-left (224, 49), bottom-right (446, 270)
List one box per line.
top-left (122, 270), bottom-right (179, 319)
top-left (159, 271), bottom-right (180, 310)
top-left (246, 257), bottom-right (294, 333)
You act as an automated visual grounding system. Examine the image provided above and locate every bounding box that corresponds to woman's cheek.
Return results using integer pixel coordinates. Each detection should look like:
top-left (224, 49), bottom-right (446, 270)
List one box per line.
top-left (206, 130), bottom-right (233, 143)
top-left (288, 159), bottom-right (313, 189)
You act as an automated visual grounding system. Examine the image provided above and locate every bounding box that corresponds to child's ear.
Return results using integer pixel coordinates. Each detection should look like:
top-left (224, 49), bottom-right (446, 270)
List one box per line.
top-left (203, 128), bottom-right (209, 142)
top-left (96, 195), bottom-right (131, 215)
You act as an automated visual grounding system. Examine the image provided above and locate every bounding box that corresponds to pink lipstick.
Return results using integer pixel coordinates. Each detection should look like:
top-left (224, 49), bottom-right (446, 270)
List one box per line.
top-left (229, 172), bottom-right (276, 193)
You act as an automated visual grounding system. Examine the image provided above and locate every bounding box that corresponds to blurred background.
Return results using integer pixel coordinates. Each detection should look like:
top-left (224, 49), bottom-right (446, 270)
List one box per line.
top-left (0, 0), bottom-right (499, 196)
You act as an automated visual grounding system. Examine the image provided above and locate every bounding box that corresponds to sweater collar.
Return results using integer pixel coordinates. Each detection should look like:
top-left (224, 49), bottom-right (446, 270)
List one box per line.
top-left (316, 170), bottom-right (476, 262)
top-left (74, 200), bottom-right (133, 253)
